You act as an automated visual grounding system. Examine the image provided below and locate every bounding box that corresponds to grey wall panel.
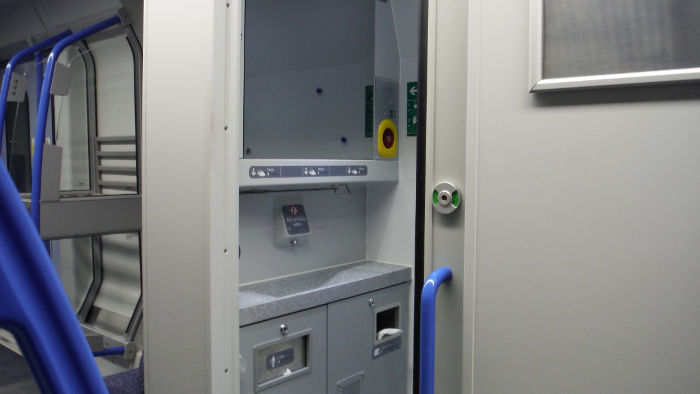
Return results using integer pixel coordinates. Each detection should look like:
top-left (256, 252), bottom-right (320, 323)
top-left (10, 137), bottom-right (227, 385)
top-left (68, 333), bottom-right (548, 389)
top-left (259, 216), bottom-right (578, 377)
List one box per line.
top-left (244, 0), bottom-right (374, 160)
top-left (239, 187), bottom-right (367, 284)
top-left (374, 0), bottom-right (399, 81)
top-left (244, 0), bottom-right (373, 77)
top-left (471, 0), bottom-right (700, 393)
top-left (244, 63), bottom-right (374, 160)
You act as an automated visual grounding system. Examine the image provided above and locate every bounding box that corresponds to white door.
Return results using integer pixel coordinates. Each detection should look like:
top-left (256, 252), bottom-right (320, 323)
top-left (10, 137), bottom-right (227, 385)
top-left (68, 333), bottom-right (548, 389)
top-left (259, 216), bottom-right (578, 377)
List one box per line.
top-left (427, 1), bottom-right (700, 393)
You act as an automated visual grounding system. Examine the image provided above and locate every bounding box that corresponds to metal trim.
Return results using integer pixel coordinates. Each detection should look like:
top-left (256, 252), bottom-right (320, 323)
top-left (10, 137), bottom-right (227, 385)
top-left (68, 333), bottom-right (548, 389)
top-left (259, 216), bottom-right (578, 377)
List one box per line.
top-left (125, 25), bottom-right (143, 195)
top-left (413, 0), bottom-right (429, 392)
top-left (78, 236), bottom-right (104, 322)
top-left (528, 0), bottom-right (700, 92)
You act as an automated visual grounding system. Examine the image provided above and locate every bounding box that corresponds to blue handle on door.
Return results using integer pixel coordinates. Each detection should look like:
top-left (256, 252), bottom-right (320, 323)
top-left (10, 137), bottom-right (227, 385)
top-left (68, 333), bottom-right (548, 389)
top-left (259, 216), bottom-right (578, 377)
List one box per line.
top-left (419, 266), bottom-right (452, 394)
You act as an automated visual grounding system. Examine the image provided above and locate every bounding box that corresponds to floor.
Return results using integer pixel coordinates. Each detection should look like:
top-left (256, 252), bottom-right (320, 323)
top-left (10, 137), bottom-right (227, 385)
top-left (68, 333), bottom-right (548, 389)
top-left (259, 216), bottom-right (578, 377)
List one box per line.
top-left (0, 344), bottom-right (144, 394)
top-left (0, 345), bottom-right (39, 394)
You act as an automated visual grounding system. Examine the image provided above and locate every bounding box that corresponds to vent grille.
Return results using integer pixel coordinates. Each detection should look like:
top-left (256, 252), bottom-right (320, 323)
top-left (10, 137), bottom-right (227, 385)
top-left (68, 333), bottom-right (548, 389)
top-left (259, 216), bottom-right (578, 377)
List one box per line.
top-left (337, 371), bottom-right (364, 394)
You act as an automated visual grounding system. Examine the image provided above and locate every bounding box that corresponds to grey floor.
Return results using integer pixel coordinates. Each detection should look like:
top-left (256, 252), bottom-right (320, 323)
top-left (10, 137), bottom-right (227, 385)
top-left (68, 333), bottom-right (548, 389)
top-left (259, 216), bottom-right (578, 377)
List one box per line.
top-left (0, 344), bottom-right (144, 394)
top-left (0, 345), bottom-right (39, 394)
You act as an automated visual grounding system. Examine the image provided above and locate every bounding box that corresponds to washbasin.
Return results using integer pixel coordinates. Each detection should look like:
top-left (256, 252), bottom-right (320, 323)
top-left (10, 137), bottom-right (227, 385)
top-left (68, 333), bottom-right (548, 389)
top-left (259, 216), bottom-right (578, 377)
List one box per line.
top-left (238, 261), bottom-right (411, 326)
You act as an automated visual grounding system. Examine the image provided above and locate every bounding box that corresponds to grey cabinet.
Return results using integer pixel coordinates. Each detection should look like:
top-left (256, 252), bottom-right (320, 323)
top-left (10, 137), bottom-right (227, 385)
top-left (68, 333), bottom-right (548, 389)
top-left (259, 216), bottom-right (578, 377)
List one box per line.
top-left (240, 283), bottom-right (409, 394)
top-left (240, 306), bottom-right (327, 393)
top-left (327, 283), bottom-right (409, 394)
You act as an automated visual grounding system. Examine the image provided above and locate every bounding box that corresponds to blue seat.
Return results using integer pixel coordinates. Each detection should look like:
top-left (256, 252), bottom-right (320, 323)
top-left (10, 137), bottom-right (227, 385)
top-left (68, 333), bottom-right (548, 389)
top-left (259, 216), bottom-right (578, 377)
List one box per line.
top-left (0, 162), bottom-right (107, 393)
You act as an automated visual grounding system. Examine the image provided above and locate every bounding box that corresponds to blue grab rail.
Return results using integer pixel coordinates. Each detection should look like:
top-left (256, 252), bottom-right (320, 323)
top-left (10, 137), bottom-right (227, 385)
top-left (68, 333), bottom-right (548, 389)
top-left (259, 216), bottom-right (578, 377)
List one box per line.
top-left (0, 30), bottom-right (71, 155)
top-left (419, 266), bottom-right (453, 394)
top-left (31, 15), bottom-right (121, 231)
top-left (0, 147), bottom-right (107, 392)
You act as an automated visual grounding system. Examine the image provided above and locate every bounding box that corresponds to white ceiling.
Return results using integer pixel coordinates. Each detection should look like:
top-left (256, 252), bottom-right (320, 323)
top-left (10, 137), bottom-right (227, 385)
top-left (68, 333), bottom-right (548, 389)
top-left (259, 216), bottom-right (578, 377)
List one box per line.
top-left (0, 0), bottom-right (121, 61)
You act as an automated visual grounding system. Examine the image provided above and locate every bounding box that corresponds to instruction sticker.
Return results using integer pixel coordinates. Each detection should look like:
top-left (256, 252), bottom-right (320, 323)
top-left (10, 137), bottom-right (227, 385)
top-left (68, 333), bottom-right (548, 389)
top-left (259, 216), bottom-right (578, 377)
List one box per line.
top-left (372, 336), bottom-right (401, 359)
top-left (282, 205), bottom-right (310, 235)
top-left (407, 82), bottom-right (418, 137)
top-left (266, 348), bottom-right (294, 370)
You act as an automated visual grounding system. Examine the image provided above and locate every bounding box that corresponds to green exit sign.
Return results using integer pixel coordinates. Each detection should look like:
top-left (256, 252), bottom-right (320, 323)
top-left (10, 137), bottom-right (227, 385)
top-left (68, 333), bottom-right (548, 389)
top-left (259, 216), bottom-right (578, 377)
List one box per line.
top-left (407, 82), bottom-right (418, 137)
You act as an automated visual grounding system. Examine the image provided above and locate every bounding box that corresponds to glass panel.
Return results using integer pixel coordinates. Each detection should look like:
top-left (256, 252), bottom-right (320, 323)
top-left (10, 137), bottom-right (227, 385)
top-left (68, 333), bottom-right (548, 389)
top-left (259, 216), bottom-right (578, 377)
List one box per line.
top-left (543, 0), bottom-right (700, 78)
top-left (3, 60), bottom-right (35, 194)
top-left (55, 237), bottom-right (94, 313)
top-left (4, 92), bottom-right (32, 193)
top-left (87, 232), bottom-right (141, 335)
top-left (90, 35), bottom-right (138, 196)
top-left (48, 34), bottom-right (139, 197)
top-left (244, 0), bottom-right (375, 159)
top-left (53, 45), bottom-right (90, 192)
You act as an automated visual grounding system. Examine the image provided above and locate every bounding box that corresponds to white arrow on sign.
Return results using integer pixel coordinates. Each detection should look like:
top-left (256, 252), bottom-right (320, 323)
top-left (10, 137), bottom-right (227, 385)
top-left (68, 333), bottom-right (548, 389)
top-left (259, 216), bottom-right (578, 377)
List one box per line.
top-left (409, 86), bottom-right (418, 96)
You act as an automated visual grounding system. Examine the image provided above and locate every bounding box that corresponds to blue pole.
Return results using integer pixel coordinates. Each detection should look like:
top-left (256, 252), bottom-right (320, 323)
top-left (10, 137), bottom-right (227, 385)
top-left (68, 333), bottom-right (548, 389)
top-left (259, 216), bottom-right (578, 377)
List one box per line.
top-left (0, 30), bottom-right (71, 156)
top-left (0, 146), bottom-right (107, 393)
top-left (31, 16), bottom-right (121, 231)
top-left (419, 267), bottom-right (452, 394)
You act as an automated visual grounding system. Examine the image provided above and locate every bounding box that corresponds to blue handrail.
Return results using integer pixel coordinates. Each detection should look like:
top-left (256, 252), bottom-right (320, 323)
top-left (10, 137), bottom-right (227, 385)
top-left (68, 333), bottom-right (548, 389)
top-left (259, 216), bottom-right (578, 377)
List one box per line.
top-left (31, 15), bottom-right (121, 231)
top-left (0, 148), bottom-right (107, 392)
top-left (419, 266), bottom-right (453, 394)
top-left (0, 30), bottom-right (71, 155)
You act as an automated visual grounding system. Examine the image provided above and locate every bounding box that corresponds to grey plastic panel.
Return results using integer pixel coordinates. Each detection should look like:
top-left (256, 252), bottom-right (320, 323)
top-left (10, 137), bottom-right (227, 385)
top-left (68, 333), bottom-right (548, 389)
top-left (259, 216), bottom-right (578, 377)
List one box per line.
top-left (40, 144), bottom-right (63, 202)
top-left (327, 283), bottom-right (408, 394)
top-left (239, 188), bottom-right (367, 284)
top-left (40, 195), bottom-right (141, 239)
top-left (244, 0), bottom-right (375, 160)
top-left (240, 306), bottom-right (327, 394)
top-left (239, 159), bottom-right (397, 190)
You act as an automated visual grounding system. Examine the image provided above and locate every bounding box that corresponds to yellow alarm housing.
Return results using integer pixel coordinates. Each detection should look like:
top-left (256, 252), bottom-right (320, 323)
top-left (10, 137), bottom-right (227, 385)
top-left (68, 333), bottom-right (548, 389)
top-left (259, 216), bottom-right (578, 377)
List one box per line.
top-left (377, 119), bottom-right (398, 158)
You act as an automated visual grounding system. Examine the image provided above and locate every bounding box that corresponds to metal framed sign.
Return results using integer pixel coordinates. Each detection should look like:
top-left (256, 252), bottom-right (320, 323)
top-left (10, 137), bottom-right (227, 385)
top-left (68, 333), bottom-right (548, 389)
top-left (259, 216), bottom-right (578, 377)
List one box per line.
top-left (529, 0), bottom-right (700, 92)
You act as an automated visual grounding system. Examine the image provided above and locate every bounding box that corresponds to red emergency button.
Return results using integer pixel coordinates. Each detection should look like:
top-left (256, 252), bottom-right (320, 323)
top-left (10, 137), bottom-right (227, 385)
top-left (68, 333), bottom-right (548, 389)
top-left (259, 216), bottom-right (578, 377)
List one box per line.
top-left (377, 119), bottom-right (397, 158)
top-left (383, 129), bottom-right (394, 148)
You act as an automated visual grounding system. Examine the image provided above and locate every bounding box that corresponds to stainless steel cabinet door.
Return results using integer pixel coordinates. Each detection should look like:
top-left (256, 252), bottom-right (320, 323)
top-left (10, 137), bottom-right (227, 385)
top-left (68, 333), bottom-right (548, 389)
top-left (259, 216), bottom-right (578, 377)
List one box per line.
top-left (327, 283), bottom-right (409, 394)
top-left (240, 306), bottom-right (327, 394)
